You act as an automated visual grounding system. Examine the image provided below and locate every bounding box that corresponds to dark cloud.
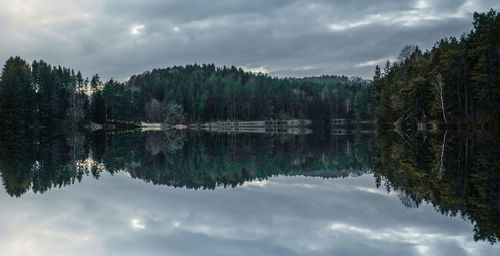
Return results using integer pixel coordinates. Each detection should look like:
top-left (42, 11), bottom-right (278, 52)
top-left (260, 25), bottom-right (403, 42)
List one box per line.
top-left (0, 0), bottom-right (498, 80)
top-left (103, 0), bottom-right (294, 22)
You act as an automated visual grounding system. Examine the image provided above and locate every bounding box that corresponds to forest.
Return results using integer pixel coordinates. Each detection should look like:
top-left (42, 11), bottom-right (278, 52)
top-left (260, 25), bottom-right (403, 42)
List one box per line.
top-left (0, 58), bottom-right (372, 134)
top-left (0, 57), bottom-right (143, 133)
top-left (372, 9), bottom-right (499, 129)
top-left (126, 65), bottom-right (372, 124)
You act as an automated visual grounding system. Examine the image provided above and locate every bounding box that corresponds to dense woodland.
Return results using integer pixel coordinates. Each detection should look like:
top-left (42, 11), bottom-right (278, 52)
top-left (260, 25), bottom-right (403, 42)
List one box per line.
top-left (126, 65), bottom-right (372, 124)
top-left (372, 10), bottom-right (499, 129)
top-left (0, 57), bottom-right (142, 133)
top-left (0, 58), bottom-right (372, 133)
top-left (0, 57), bottom-right (92, 133)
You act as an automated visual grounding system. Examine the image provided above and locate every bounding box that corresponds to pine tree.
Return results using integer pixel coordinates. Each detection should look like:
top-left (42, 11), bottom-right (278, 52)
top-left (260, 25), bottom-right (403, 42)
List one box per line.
top-left (0, 57), bottom-right (36, 131)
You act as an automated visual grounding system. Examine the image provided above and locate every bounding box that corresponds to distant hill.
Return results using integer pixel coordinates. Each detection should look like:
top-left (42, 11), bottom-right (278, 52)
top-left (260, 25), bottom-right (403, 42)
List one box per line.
top-left (288, 75), bottom-right (372, 86)
top-left (124, 64), bottom-right (374, 123)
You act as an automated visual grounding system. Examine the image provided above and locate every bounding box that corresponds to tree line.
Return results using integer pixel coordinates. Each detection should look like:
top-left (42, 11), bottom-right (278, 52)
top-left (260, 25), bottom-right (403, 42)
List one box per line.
top-left (0, 57), bottom-right (85, 133)
top-left (0, 57), bottom-right (373, 133)
top-left (372, 9), bottom-right (499, 129)
top-left (0, 56), bottom-right (143, 134)
top-left (126, 64), bottom-right (372, 124)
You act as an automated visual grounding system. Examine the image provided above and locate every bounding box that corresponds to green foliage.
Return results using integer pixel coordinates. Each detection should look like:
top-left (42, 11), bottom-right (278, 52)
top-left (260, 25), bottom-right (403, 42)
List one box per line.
top-left (0, 58), bottom-right (374, 130)
top-left (101, 79), bottom-right (140, 123)
top-left (0, 57), bottom-right (36, 132)
top-left (87, 75), bottom-right (140, 126)
top-left (32, 60), bottom-right (89, 129)
top-left (354, 85), bottom-right (373, 119)
top-left (163, 103), bottom-right (185, 125)
top-left (0, 57), bottom-right (90, 134)
top-left (126, 64), bottom-right (373, 123)
top-left (372, 9), bottom-right (500, 126)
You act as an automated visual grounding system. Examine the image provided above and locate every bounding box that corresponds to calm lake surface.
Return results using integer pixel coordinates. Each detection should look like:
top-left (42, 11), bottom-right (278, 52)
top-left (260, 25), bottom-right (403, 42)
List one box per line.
top-left (0, 130), bottom-right (498, 255)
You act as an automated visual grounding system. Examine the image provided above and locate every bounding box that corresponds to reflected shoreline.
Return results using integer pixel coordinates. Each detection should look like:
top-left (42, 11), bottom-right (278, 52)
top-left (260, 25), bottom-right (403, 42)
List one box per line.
top-left (0, 129), bottom-right (498, 244)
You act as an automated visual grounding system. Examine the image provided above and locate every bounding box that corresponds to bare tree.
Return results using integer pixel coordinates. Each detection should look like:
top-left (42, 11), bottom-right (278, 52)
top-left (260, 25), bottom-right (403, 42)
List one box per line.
top-left (398, 45), bottom-right (420, 64)
top-left (435, 73), bottom-right (448, 125)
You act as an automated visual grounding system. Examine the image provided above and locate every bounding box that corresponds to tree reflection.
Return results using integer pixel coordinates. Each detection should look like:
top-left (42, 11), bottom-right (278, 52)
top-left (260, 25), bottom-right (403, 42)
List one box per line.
top-left (0, 131), bottom-right (372, 195)
top-left (0, 130), bottom-right (90, 197)
top-left (372, 131), bottom-right (500, 243)
top-left (97, 131), bottom-right (371, 189)
top-left (0, 130), bottom-right (498, 243)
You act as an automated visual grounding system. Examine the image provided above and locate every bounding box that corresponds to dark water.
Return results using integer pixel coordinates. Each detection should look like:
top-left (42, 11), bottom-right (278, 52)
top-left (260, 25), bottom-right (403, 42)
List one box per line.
top-left (0, 130), bottom-right (498, 255)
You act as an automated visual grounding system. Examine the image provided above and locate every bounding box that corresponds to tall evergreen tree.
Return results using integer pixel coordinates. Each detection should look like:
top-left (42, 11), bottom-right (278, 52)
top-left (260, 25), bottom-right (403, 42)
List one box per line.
top-left (0, 57), bottom-right (36, 132)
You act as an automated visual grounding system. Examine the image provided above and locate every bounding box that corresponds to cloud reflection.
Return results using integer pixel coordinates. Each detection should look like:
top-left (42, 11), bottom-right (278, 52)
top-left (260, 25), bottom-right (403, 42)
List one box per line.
top-left (0, 173), bottom-right (498, 255)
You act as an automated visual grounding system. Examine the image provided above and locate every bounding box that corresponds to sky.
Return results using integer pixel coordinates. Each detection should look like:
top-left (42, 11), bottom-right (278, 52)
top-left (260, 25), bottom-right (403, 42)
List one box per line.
top-left (0, 173), bottom-right (498, 256)
top-left (0, 0), bottom-right (499, 81)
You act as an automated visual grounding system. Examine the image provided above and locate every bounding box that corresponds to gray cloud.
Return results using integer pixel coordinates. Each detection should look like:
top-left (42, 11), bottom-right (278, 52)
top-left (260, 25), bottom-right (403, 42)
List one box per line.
top-left (0, 0), bottom-right (498, 81)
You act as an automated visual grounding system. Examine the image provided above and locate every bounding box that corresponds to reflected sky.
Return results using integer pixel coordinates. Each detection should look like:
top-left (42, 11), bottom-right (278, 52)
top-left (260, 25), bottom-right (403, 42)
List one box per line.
top-left (0, 172), bottom-right (497, 256)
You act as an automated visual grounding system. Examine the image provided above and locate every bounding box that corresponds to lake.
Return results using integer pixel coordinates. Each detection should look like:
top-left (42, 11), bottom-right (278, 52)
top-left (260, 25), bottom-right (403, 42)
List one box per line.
top-left (0, 130), bottom-right (498, 255)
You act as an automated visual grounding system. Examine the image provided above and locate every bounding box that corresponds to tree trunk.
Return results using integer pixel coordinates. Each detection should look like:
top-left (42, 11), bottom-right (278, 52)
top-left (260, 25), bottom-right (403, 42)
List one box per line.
top-left (436, 73), bottom-right (448, 125)
top-left (437, 130), bottom-right (448, 180)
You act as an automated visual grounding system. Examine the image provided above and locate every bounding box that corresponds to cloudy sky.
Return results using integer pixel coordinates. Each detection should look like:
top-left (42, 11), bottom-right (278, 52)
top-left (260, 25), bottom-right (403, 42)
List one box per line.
top-left (1, 0), bottom-right (498, 80)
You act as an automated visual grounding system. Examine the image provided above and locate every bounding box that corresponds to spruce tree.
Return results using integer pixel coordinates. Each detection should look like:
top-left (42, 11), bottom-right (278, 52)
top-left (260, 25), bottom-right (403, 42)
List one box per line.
top-left (0, 57), bottom-right (36, 131)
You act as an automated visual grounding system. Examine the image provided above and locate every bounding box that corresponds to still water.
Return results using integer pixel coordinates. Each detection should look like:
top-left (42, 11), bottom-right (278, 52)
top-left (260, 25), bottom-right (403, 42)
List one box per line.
top-left (0, 130), bottom-right (498, 255)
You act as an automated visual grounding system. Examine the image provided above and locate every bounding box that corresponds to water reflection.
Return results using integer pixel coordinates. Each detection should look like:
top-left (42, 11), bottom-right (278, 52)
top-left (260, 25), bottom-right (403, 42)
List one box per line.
top-left (0, 132), bottom-right (90, 196)
top-left (0, 131), bottom-right (372, 195)
top-left (96, 131), bottom-right (372, 189)
top-left (0, 130), bottom-right (498, 250)
top-left (372, 131), bottom-right (500, 244)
